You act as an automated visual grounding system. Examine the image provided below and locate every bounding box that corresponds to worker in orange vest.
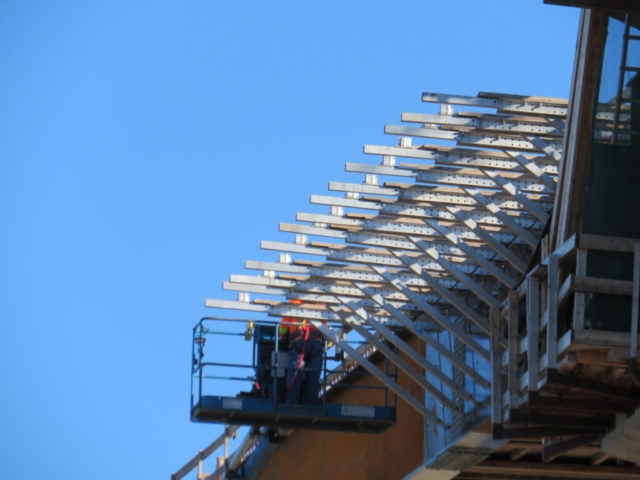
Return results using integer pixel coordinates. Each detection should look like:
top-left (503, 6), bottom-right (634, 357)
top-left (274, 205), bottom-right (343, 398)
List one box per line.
top-left (279, 299), bottom-right (325, 405)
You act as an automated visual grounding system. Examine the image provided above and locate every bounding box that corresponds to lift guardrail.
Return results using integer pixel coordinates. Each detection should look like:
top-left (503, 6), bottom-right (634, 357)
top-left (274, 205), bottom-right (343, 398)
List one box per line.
top-left (191, 317), bottom-right (397, 433)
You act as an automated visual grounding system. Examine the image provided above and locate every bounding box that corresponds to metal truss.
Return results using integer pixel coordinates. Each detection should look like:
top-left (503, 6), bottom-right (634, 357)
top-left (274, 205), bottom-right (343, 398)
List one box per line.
top-left (205, 91), bottom-right (564, 425)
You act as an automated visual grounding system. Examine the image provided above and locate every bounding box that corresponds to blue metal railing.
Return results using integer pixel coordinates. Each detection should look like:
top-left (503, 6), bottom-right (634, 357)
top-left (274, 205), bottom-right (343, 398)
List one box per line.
top-left (191, 317), bottom-right (396, 416)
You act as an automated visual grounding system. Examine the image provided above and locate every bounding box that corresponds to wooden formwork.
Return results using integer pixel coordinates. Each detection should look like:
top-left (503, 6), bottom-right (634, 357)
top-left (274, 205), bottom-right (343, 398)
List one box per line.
top-left (492, 232), bottom-right (640, 461)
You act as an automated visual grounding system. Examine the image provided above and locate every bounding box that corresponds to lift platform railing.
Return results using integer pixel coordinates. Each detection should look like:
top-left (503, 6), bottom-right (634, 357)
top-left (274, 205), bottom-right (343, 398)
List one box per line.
top-left (190, 317), bottom-right (398, 433)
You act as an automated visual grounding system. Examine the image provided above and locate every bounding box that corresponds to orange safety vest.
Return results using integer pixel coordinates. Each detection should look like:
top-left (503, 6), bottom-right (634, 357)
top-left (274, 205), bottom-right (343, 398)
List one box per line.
top-left (279, 317), bottom-right (325, 343)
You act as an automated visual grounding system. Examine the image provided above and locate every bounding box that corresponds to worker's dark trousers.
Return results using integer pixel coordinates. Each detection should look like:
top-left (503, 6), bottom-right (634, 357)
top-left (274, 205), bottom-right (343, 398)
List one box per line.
top-left (285, 338), bottom-right (323, 405)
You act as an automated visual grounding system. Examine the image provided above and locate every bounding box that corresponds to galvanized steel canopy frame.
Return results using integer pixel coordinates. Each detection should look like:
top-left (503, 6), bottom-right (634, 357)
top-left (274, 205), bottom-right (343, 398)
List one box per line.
top-left (205, 90), bottom-right (567, 430)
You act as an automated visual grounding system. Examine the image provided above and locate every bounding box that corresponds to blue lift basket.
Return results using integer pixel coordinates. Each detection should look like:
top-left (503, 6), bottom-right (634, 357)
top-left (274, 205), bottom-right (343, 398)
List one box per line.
top-left (191, 317), bottom-right (397, 433)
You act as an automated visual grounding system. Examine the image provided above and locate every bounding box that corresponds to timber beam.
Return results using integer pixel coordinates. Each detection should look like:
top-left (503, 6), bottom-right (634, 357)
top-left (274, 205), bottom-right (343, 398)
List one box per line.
top-left (508, 409), bottom-right (614, 430)
top-left (546, 369), bottom-right (640, 402)
top-left (541, 434), bottom-right (603, 463)
top-left (493, 424), bottom-right (606, 439)
top-left (465, 459), bottom-right (640, 479)
top-left (527, 391), bottom-right (636, 415)
top-left (543, 0), bottom-right (640, 12)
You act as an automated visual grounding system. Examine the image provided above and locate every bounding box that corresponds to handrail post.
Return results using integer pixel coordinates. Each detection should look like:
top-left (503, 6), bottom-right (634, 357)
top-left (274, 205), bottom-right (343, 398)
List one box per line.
top-left (573, 248), bottom-right (587, 330)
top-left (223, 425), bottom-right (230, 477)
top-left (196, 450), bottom-right (203, 480)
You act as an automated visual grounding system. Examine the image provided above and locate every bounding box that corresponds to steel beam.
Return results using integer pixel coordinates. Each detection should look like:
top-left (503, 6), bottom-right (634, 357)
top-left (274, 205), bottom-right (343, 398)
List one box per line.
top-left (422, 218), bottom-right (519, 289)
top-left (363, 144), bottom-right (559, 173)
top-left (444, 206), bottom-right (528, 274)
top-left (340, 298), bottom-right (473, 403)
top-left (354, 281), bottom-right (491, 389)
top-left (390, 249), bottom-right (492, 336)
top-left (307, 319), bottom-right (446, 425)
top-left (462, 187), bottom-right (539, 248)
top-left (373, 266), bottom-right (490, 360)
top-left (408, 236), bottom-right (500, 307)
top-left (482, 170), bottom-right (550, 223)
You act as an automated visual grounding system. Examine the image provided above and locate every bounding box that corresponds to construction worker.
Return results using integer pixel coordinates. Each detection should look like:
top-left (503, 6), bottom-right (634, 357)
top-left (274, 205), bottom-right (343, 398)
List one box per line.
top-left (279, 299), bottom-right (325, 405)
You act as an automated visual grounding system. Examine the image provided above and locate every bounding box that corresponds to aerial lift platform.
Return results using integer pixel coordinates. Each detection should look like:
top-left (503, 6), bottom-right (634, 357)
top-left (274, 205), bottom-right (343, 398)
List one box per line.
top-left (190, 317), bottom-right (397, 434)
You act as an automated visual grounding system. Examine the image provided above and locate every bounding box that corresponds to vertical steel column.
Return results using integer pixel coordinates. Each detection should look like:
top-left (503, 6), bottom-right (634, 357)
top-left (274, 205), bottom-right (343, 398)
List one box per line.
top-left (508, 290), bottom-right (520, 409)
top-left (547, 254), bottom-right (560, 370)
top-left (490, 306), bottom-right (503, 432)
top-left (527, 275), bottom-right (541, 392)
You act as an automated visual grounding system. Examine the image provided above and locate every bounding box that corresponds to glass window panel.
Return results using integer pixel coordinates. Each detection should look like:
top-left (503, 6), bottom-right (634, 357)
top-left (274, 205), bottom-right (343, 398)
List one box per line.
top-left (598, 16), bottom-right (625, 105)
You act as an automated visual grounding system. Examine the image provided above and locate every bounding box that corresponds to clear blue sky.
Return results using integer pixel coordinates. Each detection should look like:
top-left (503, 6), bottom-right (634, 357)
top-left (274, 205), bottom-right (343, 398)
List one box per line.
top-left (1, 2), bottom-right (579, 478)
